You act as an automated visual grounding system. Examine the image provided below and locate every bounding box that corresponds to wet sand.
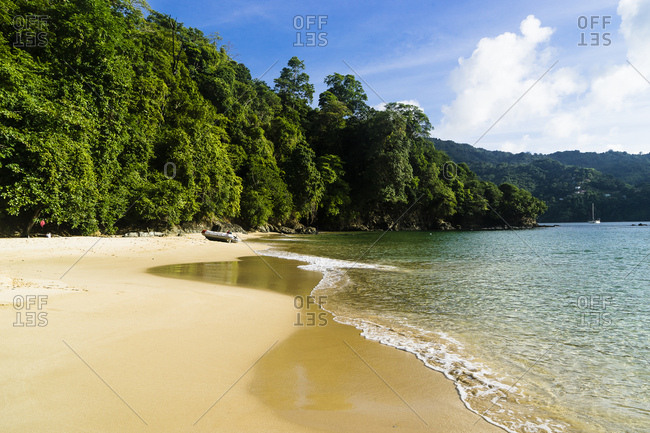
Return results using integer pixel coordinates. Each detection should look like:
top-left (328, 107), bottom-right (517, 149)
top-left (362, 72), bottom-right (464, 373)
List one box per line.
top-left (0, 234), bottom-right (505, 432)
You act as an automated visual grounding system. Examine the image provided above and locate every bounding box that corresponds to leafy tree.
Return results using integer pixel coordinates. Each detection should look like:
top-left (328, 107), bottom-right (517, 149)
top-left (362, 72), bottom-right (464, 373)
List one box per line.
top-left (497, 183), bottom-right (547, 226)
top-left (273, 56), bottom-right (314, 120)
top-left (309, 91), bottom-right (350, 156)
top-left (323, 73), bottom-right (368, 116)
top-left (0, 0), bottom-right (549, 235)
top-left (360, 109), bottom-right (413, 208)
top-left (285, 144), bottom-right (323, 223)
top-left (317, 154), bottom-right (350, 221)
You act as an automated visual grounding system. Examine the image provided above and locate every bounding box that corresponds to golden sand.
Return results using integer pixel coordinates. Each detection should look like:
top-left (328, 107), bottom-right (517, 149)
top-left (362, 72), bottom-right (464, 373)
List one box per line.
top-left (0, 234), bottom-right (504, 432)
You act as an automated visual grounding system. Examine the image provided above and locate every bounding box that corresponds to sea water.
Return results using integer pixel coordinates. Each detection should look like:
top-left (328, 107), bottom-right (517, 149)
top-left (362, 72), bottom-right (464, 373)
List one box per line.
top-left (260, 223), bottom-right (650, 433)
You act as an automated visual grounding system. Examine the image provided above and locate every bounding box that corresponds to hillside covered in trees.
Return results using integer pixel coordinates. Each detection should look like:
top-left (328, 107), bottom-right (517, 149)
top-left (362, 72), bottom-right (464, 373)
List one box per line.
top-left (434, 139), bottom-right (650, 222)
top-left (0, 0), bottom-right (546, 236)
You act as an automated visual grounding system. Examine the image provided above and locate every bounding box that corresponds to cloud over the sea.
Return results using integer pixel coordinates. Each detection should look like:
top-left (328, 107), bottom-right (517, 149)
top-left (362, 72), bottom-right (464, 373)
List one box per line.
top-left (436, 1), bottom-right (650, 154)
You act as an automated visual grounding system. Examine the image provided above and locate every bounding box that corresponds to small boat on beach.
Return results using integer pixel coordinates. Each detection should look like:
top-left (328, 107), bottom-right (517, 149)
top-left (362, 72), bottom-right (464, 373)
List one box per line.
top-left (201, 230), bottom-right (241, 243)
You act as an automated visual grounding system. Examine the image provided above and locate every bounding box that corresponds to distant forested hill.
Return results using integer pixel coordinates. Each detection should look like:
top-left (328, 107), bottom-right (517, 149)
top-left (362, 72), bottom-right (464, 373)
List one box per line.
top-left (549, 150), bottom-right (650, 186)
top-left (433, 139), bottom-right (650, 222)
top-left (0, 0), bottom-right (546, 235)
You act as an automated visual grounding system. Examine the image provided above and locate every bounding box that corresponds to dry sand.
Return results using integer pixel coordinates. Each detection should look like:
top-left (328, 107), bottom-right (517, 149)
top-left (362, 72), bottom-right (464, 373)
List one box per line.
top-left (0, 234), bottom-right (505, 432)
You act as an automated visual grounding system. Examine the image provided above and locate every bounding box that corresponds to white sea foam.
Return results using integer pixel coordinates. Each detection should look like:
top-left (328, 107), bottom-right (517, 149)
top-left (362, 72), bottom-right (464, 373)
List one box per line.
top-left (258, 249), bottom-right (398, 272)
top-left (334, 315), bottom-right (567, 433)
top-left (259, 246), bottom-right (567, 433)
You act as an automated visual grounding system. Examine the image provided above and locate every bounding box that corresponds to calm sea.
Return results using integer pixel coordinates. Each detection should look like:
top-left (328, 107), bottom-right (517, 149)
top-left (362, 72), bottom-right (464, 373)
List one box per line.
top-left (260, 223), bottom-right (650, 433)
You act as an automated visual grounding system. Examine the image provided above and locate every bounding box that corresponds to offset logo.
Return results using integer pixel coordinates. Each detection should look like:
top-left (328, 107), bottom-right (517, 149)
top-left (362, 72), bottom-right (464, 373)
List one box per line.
top-left (577, 295), bottom-right (612, 327)
top-left (293, 15), bottom-right (328, 47)
top-left (294, 295), bottom-right (328, 326)
top-left (577, 15), bottom-right (612, 47)
top-left (13, 295), bottom-right (48, 327)
top-left (163, 161), bottom-right (177, 179)
top-left (442, 161), bottom-right (458, 181)
top-left (13, 14), bottom-right (49, 48)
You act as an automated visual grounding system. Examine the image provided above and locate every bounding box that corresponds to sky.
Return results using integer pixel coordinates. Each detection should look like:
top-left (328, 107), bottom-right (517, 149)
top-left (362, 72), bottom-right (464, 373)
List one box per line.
top-left (146, 0), bottom-right (650, 155)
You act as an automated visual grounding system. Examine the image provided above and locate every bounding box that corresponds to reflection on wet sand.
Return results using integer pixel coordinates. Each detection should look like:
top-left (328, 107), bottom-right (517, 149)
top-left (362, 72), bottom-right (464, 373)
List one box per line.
top-left (150, 255), bottom-right (506, 433)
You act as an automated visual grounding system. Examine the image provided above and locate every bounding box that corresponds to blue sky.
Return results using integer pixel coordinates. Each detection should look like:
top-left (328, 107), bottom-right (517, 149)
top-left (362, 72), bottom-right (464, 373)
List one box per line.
top-left (146, 0), bottom-right (649, 154)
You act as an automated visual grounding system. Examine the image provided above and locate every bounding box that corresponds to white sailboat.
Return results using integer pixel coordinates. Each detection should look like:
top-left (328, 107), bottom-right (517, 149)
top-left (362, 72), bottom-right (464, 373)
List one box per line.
top-left (588, 203), bottom-right (600, 224)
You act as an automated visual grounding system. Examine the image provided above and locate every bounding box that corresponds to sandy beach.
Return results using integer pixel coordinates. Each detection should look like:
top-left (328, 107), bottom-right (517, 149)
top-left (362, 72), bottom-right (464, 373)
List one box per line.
top-left (0, 234), bottom-right (505, 432)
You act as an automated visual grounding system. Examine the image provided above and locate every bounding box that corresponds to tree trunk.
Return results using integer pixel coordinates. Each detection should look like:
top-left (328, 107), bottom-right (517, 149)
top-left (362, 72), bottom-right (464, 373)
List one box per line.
top-left (24, 207), bottom-right (42, 238)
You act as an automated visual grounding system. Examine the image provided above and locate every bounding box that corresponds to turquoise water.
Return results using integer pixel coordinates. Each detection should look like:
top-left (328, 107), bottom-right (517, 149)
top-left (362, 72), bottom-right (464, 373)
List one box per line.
top-left (260, 223), bottom-right (650, 433)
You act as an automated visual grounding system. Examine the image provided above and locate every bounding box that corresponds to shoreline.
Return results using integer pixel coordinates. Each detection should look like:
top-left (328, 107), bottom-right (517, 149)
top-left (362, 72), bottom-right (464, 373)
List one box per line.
top-left (256, 244), bottom-right (517, 433)
top-left (0, 234), bottom-right (505, 432)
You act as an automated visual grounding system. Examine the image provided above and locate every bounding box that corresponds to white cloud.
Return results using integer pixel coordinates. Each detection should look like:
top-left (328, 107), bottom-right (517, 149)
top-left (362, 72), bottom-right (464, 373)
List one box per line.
top-left (619, 0), bottom-right (650, 66)
top-left (439, 15), bottom-right (574, 133)
top-left (588, 0), bottom-right (650, 110)
top-left (436, 3), bottom-right (650, 154)
top-left (373, 99), bottom-right (422, 111)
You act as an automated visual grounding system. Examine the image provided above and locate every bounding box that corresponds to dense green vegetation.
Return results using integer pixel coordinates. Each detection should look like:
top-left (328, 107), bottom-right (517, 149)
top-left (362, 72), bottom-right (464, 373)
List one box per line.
top-left (0, 0), bottom-right (546, 235)
top-left (434, 139), bottom-right (650, 222)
